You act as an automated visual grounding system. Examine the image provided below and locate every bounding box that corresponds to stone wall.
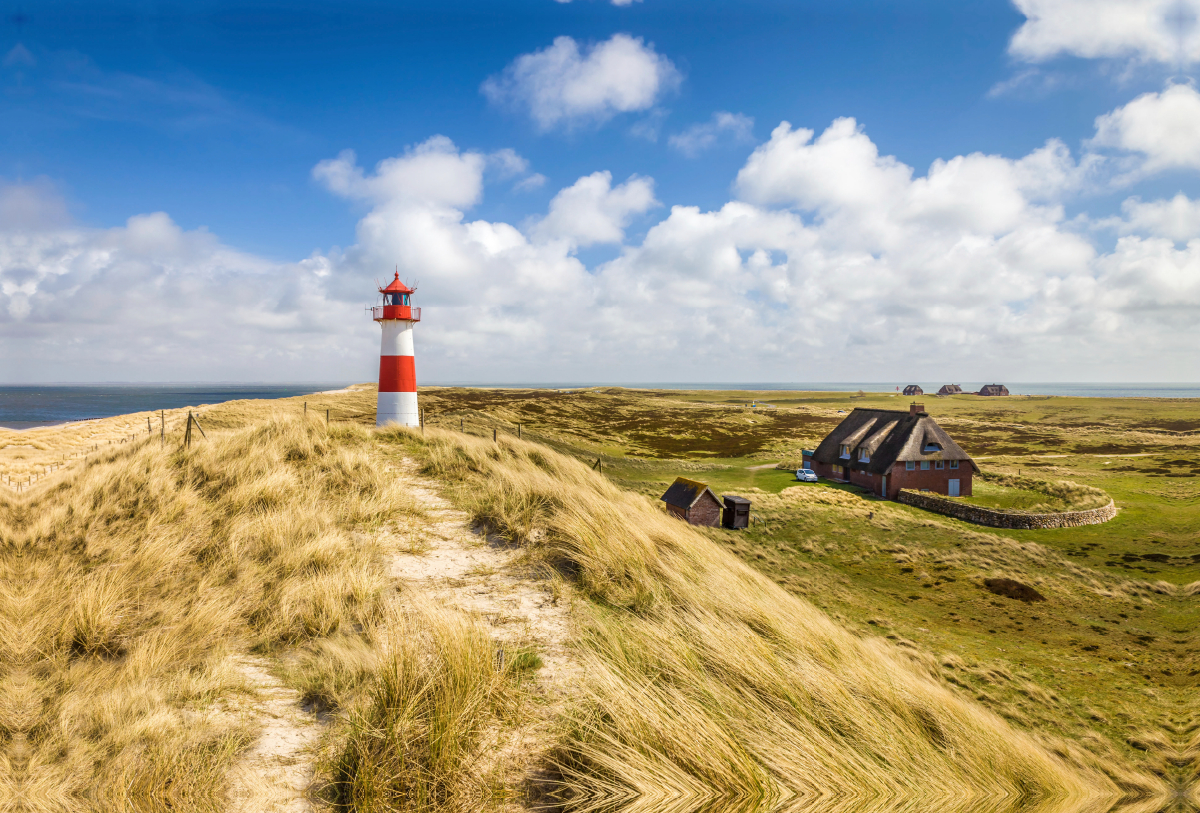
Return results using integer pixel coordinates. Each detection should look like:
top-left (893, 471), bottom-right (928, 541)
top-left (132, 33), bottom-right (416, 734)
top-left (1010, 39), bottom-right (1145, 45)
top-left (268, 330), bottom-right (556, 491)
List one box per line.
top-left (895, 490), bottom-right (1116, 529)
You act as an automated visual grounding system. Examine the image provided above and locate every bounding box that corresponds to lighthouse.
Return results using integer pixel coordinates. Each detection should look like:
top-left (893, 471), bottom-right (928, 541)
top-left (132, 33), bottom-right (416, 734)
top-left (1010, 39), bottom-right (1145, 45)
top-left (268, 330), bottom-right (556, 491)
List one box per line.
top-left (372, 271), bottom-right (421, 427)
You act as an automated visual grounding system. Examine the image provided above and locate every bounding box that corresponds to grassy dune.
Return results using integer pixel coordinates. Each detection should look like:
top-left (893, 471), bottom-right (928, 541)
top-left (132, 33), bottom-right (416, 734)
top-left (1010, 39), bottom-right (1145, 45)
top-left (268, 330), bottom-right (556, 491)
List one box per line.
top-left (0, 416), bottom-right (424, 810)
top-left (0, 387), bottom-right (1189, 811)
top-left (390, 426), bottom-right (1161, 809)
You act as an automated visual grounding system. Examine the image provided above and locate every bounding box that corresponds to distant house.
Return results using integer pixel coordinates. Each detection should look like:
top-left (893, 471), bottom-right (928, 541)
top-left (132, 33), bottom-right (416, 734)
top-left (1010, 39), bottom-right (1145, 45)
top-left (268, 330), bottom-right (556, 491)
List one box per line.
top-left (808, 403), bottom-right (978, 499)
top-left (937, 384), bottom-right (963, 396)
top-left (902, 385), bottom-right (923, 396)
top-left (978, 384), bottom-right (1010, 397)
top-left (660, 478), bottom-right (723, 526)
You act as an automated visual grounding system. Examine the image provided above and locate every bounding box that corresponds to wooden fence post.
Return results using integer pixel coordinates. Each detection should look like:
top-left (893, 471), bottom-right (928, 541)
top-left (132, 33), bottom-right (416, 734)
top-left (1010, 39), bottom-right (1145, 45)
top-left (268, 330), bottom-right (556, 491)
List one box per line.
top-left (518, 423), bottom-right (522, 439)
top-left (493, 428), bottom-right (497, 442)
top-left (326, 408), bottom-right (330, 427)
top-left (185, 411), bottom-right (192, 449)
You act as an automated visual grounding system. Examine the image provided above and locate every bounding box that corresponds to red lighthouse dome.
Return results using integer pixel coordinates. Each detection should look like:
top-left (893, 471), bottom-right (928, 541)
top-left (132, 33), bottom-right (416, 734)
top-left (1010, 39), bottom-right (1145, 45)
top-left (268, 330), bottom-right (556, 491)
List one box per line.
top-left (374, 271), bottom-right (421, 323)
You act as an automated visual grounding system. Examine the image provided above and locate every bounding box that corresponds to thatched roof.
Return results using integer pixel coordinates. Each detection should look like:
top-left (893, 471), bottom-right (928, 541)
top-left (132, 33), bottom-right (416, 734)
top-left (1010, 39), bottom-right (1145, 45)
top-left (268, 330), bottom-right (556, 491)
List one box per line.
top-left (810, 408), bottom-right (979, 475)
top-left (902, 385), bottom-right (923, 396)
top-left (978, 384), bottom-right (1010, 396)
top-left (660, 477), bottom-right (722, 510)
top-left (937, 384), bottom-right (963, 395)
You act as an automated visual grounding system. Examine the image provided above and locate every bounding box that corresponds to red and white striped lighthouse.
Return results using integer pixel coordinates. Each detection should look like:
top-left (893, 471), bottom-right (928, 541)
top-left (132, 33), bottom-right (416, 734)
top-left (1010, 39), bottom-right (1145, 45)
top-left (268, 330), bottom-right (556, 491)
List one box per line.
top-left (371, 271), bottom-right (421, 427)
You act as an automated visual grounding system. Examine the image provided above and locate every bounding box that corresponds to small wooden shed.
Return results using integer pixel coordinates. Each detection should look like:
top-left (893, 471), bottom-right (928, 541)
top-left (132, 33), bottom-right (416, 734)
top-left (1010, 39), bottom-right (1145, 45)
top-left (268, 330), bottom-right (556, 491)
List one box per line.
top-left (660, 477), bottom-right (723, 527)
top-left (722, 495), bottom-right (751, 529)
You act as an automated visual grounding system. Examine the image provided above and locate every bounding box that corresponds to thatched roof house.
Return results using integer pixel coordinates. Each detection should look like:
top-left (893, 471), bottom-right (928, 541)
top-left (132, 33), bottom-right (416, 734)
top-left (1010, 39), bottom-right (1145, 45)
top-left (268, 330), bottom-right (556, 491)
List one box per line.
top-left (937, 384), bottom-right (963, 396)
top-left (808, 403), bottom-right (978, 498)
top-left (978, 384), bottom-right (1010, 396)
top-left (903, 385), bottom-right (923, 396)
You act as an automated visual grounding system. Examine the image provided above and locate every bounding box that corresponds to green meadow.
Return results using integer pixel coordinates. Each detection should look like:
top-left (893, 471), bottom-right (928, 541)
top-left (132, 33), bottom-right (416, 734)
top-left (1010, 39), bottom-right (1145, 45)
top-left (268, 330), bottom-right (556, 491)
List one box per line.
top-left (391, 385), bottom-right (1199, 783)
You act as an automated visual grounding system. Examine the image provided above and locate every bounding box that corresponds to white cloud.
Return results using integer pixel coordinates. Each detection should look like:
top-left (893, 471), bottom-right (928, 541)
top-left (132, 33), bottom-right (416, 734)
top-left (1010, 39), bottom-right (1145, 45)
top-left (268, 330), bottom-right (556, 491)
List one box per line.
top-left (531, 171), bottom-right (658, 248)
top-left (0, 178), bottom-right (72, 231)
top-left (515, 173), bottom-right (547, 192)
top-left (1091, 84), bottom-right (1200, 173)
top-left (487, 148), bottom-right (529, 178)
top-left (313, 137), bottom-right (487, 209)
top-left (668, 112), bottom-right (755, 157)
top-left (481, 34), bottom-right (680, 130)
top-left (1104, 193), bottom-right (1200, 241)
top-left (1009, 0), bottom-right (1200, 65)
top-left (10, 117), bottom-right (1200, 384)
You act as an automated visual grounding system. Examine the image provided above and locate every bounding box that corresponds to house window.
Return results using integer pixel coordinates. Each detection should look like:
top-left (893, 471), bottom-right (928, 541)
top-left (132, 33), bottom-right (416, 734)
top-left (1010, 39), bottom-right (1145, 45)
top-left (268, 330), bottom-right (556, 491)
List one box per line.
top-left (858, 449), bottom-right (870, 463)
top-left (935, 461), bottom-right (944, 470)
top-left (923, 442), bottom-right (942, 453)
top-left (921, 461), bottom-right (930, 470)
top-left (839, 444), bottom-right (850, 458)
top-left (906, 461), bottom-right (915, 471)
top-left (950, 460), bottom-right (959, 469)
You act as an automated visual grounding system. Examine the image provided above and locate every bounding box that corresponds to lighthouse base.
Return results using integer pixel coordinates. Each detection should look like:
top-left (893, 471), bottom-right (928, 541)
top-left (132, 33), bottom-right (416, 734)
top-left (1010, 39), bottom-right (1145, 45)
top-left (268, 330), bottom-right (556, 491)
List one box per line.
top-left (376, 391), bottom-right (419, 428)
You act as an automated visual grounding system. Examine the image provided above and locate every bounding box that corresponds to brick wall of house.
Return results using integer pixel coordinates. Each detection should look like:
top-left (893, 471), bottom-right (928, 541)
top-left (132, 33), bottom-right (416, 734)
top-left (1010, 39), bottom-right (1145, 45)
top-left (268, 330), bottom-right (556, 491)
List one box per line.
top-left (885, 465), bottom-right (972, 499)
top-left (686, 493), bottom-right (723, 527)
top-left (811, 459), bottom-right (973, 500)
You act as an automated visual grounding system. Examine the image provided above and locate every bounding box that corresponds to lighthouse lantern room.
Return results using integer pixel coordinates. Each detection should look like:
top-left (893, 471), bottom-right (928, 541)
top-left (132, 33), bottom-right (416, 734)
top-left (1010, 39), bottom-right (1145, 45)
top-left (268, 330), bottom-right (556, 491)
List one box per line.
top-left (372, 271), bottom-right (422, 427)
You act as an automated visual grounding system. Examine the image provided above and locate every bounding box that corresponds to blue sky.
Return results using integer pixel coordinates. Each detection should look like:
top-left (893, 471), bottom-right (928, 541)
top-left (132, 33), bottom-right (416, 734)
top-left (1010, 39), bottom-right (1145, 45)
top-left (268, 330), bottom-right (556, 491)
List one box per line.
top-left (3, 0), bottom-right (1200, 383)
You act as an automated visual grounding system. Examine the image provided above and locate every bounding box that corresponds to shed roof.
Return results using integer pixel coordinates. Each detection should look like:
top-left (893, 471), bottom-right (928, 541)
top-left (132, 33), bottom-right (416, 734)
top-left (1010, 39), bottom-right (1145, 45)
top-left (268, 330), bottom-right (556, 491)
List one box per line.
top-left (660, 477), bottom-right (722, 510)
top-left (811, 408), bottom-right (979, 475)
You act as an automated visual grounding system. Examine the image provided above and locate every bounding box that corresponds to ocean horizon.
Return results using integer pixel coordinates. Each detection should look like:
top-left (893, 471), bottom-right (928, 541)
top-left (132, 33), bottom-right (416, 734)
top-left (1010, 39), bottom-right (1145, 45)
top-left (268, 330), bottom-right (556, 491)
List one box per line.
top-left (2, 381), bottom-right (1199, 429)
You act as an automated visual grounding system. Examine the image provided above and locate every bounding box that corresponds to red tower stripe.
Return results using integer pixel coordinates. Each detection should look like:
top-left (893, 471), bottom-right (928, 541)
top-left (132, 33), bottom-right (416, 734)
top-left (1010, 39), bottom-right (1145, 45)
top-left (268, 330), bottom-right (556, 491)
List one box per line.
top-left (379, 355), bottom-right (416, 393)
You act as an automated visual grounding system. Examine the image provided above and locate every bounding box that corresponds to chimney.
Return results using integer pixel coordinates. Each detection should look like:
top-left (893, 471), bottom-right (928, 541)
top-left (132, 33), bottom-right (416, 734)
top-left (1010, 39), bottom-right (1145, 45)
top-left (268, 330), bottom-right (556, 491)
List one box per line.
top-left (909, 402), bottom-right (925, 416)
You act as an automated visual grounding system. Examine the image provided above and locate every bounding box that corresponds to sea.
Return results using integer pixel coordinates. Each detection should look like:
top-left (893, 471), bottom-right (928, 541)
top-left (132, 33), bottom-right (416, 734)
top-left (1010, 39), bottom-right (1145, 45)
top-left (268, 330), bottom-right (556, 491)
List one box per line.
top-left (0, 384), bottom-right (350, 430)
top-left (2, 382), bottom-right (1198, 430)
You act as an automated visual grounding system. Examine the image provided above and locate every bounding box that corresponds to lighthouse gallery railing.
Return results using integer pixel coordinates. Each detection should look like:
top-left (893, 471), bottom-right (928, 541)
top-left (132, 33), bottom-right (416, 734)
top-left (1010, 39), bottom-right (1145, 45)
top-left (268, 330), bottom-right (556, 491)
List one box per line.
top-left (371, 306), bottom-right (421, 321)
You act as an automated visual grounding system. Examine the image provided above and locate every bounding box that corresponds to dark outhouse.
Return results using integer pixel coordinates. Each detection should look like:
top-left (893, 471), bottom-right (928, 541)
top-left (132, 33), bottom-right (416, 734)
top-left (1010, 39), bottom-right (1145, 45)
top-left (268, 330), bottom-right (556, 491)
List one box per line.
top-left (660, 477), bottom-right (724, 527)
top-left (722, 495), bottom-right (751, 529)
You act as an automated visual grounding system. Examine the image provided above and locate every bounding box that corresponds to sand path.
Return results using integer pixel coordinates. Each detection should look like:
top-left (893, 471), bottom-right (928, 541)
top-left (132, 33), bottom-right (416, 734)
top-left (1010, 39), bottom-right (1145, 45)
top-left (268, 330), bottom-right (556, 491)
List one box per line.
top-left (224, 455), bottom-right (574, 811)
top-left (226, 658), bottom-right (322, 813)
top-left (387, 459), bottom-right (577, 796)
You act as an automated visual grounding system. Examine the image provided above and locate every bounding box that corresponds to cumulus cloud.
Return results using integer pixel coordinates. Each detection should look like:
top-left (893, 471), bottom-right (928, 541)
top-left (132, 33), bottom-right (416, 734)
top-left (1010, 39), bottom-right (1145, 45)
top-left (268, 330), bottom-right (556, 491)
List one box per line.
top-left (531, 171), bottom-right (658, 248)
top-left (0, 181), bottom-right (359, 381)
top-left (668, 112), bottom-right (755, 157)
top-left (1091, 84), bottom-right (1200, 173)
top-left (313, 137), bottom-right (487, 209)
top-left (1104, 193), bottom-right (1200, 241)
top-left (1009, 0), bottom-right (1200, 65)
top-left (10, 109), bottom-right (1200, 383)
top-left (481, 34), bottom-right (680, 130)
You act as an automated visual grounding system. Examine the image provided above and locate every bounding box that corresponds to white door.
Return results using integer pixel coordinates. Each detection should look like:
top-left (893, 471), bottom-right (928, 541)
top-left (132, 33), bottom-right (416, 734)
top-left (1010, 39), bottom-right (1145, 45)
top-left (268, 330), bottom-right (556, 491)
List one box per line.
top-left (880, 475), bottom-right (887, 497)
top-left (948, 479), bottom-right (960, 497)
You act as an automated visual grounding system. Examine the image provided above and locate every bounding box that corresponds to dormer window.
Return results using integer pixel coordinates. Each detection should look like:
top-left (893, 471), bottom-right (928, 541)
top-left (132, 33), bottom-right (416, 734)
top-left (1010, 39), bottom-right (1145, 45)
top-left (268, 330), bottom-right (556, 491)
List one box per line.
top-left (839, 444), bottom-right (851, 458)
top-left (858, 449), bottom-right (870, 463)
top-left (923, 442), bottom-right (942, 454)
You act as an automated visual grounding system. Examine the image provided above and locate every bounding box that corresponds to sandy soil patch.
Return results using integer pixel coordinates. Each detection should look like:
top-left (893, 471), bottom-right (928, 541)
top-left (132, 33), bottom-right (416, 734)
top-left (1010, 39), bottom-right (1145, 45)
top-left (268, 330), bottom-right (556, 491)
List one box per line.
top-left (386, 461), bottom-right (578, 792)
top-left (226, 657), bottom-right (321, 813)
